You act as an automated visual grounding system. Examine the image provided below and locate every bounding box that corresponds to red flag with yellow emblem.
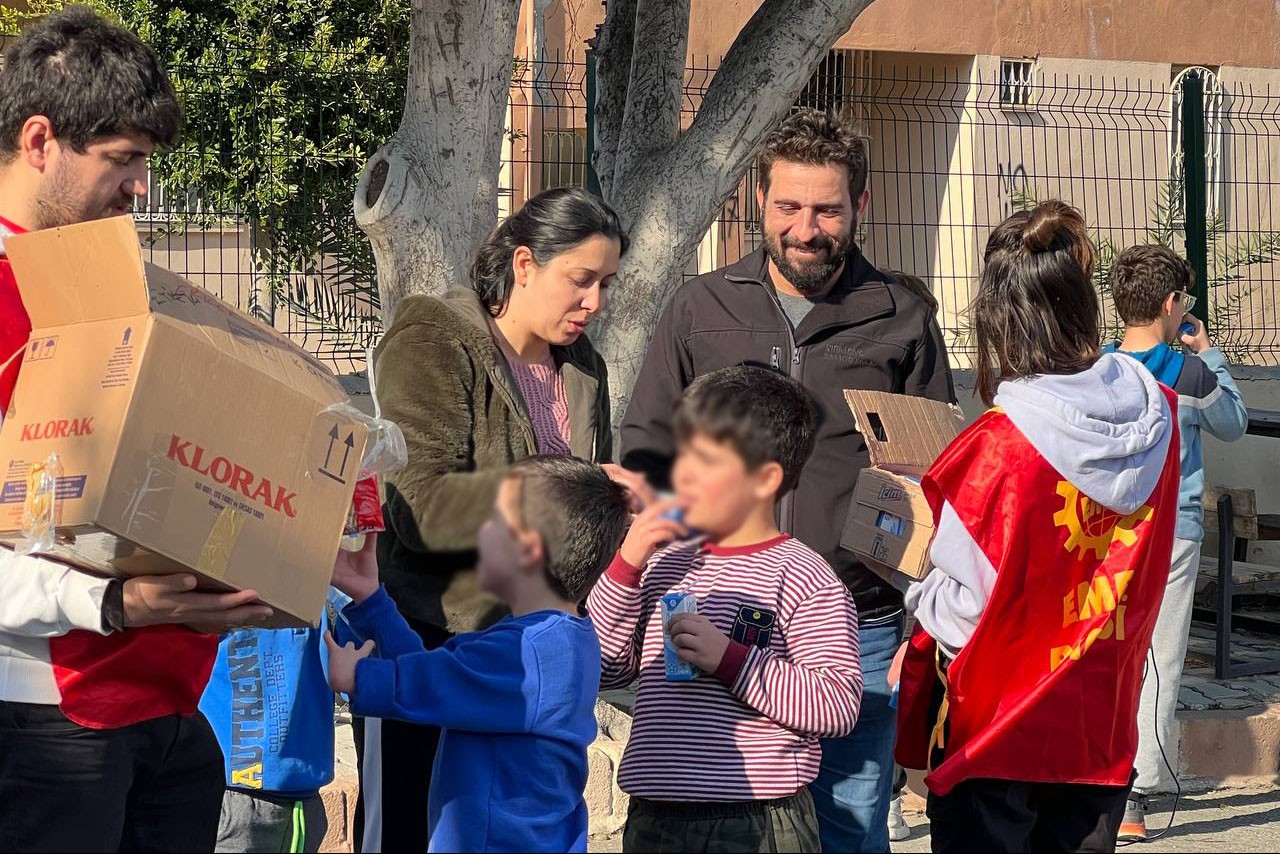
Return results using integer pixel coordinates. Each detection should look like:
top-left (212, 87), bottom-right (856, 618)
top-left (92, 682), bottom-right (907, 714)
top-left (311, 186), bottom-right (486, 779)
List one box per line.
top-left (895, 396), bottom-right (1179, 795)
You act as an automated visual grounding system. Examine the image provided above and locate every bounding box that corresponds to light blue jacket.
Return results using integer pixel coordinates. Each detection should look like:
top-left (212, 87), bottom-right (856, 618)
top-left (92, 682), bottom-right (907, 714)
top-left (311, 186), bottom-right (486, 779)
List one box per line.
top-left (1102, 343), bottom-right (1248, 540)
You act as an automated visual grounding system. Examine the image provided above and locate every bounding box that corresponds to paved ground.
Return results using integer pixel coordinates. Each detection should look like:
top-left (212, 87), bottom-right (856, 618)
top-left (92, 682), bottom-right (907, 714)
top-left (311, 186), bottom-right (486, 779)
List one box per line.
top-left (340, 676), bottom-right (1280, 854)
top-left (889, 787), bottom-right (1280, 853)
top-left (1181, 625), bottom-right (1280, 711)
top-left (588, 787), bottom-right (1280, 852)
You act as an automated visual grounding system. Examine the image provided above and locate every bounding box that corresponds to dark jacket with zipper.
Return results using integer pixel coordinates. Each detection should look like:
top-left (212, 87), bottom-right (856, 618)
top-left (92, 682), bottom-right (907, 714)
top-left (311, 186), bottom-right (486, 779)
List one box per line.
top-left (621, 247), bottom-right (954, 621)
top-left (374, 289), bottom-right (612, 634)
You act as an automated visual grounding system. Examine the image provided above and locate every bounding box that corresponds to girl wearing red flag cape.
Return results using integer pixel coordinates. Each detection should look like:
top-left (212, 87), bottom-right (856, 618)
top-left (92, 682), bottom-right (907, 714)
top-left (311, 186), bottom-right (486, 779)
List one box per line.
top-left (894, 201), bottom-right (1180, 853)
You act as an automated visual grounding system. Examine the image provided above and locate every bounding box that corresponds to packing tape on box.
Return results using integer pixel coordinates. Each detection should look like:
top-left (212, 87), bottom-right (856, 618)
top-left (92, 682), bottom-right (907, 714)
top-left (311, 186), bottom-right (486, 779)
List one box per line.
top-left (121, 450), bottom-right (177, 539)
top-left (197, 505), bottom-right (246, 580)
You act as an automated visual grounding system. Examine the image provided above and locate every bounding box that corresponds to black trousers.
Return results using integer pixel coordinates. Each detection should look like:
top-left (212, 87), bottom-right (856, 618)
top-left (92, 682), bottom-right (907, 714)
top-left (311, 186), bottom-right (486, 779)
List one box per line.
top-left (0, 701), bottom-right (224, 853)
top-left (927, 777), bottom-right (1131, 854)
top-left (351, 616), bottom-right (452, 854)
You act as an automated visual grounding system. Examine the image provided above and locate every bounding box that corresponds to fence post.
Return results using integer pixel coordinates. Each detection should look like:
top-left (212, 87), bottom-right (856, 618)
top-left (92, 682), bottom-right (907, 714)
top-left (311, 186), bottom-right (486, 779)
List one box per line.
top-left (1180, 70), bottom-right (1210, 326)
top-left (584, 34), bottom-right (601, 197)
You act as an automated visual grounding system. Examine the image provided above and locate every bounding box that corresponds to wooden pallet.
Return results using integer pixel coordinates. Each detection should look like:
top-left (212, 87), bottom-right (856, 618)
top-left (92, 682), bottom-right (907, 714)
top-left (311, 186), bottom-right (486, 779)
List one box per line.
top-left (1196, 556), bottom-right (1280, 600)
top-left (1205, 485), bottom-right (1260, 540)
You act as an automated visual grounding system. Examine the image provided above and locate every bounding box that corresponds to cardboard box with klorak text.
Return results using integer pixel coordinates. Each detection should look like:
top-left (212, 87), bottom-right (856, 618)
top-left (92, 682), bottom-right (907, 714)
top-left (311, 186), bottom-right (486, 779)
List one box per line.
top-left (841, 390), bottom-right (965, 585)
top-left (0, 216), bottom-right (368, 627)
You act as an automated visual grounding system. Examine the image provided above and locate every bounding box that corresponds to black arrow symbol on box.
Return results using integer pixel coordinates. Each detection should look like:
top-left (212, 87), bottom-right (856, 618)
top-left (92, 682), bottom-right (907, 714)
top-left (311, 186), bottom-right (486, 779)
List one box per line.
top-left (339, 431), bottom-right (354, 476)
top-left (324, 425), bottom-right (339, 468)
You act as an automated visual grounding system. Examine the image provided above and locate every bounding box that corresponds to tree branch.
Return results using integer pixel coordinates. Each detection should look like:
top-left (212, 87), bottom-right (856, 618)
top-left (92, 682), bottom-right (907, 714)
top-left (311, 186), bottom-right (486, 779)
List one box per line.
top-left (593, 0), bottom-right (879, 422)
top-left (664, 0), bottom-right (877, 230)
top-left (590, 0), bottom-right (636, 198)
top-left (610, 0), bottom-right (690, 190)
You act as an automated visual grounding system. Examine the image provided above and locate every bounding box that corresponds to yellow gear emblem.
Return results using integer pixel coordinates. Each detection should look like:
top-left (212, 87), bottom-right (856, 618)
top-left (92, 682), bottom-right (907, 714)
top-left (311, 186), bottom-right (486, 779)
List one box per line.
top-left (1053, 481), bottom-right (1153, 561)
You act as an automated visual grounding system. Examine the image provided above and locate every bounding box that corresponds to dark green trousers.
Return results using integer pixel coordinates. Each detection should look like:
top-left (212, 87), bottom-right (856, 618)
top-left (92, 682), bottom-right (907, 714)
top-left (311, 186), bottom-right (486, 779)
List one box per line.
top-left (623, 788), bottom-right (821, 853)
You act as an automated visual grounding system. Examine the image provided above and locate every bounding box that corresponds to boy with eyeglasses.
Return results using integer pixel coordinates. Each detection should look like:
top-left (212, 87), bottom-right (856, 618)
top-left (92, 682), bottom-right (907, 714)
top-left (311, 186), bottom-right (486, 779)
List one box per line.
top-left (1103, 244), bottom-right (1248, 841)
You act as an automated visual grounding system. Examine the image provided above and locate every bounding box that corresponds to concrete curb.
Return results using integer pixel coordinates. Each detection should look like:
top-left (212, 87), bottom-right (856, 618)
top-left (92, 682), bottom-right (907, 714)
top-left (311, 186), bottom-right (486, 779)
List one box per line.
top-left (1180, 703), bottom-right (1280, 788)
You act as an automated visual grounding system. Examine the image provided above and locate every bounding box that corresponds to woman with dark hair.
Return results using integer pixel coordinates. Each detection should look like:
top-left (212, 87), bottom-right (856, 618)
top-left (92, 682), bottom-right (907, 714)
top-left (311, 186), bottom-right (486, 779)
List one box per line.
top-left (353, 187), bottom-right (627, 853)
top-left (893, 201), bottom-right (1182, 853)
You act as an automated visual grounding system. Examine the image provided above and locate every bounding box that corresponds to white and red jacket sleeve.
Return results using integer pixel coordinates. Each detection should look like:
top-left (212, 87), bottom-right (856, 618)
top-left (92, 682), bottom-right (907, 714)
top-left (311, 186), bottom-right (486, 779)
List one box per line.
top-left (0, 551), bottom-right (111, 705)
top-left (0, 551), bottom-right (111, 636)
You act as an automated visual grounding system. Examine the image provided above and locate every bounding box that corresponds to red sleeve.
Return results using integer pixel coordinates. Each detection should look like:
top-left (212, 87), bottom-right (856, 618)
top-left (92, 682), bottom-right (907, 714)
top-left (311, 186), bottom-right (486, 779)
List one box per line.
top-left (0, 257), bottom-right (32, 412)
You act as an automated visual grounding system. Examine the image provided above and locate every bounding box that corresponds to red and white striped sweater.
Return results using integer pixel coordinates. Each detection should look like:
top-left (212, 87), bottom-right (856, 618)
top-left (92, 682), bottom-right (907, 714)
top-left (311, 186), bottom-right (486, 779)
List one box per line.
top-left (587, 534), bottom-right (862, 802)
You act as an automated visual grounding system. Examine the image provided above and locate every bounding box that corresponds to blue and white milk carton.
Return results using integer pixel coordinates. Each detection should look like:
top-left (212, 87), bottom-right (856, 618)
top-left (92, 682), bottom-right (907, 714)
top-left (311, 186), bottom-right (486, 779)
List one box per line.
top-left (660, 591), bottom-right (698, 681)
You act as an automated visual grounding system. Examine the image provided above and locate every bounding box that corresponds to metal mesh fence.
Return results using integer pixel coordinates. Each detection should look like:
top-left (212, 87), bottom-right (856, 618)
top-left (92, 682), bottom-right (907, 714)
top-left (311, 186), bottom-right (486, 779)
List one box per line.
top-left (148, 52), bottom-right (1280, 371)
top-left (138, 49), bottom-right (395, 376)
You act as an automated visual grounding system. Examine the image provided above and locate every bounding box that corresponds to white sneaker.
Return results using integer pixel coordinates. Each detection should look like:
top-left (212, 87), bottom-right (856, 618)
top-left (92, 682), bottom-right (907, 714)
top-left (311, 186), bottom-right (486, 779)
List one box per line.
top-left (888, 794), bottom-right (910, 842)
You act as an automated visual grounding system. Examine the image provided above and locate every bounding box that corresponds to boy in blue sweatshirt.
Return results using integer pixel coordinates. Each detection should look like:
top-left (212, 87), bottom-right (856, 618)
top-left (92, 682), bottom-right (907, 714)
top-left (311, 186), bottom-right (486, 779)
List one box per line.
top-left (326, 456), bottom-right (631, 853)
top-left (199, 588), bottom-right (350, 853)
top-left (1103, 244), bottom-right (1248, 840)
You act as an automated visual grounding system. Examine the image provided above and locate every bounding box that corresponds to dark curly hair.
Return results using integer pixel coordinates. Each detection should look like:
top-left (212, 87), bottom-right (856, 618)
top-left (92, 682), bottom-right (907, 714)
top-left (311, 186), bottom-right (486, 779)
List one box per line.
top-left (674, 366), bottom-right (820, 496)
top-left (756, 108), bottom-right (870, 202)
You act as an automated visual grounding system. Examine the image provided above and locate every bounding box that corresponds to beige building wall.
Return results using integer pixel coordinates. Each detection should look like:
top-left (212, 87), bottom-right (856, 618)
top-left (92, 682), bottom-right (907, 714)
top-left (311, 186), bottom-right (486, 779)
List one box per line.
top-left (842, 0), bottom-right (1280, 70)
top-left (141, 226), bottom-right (258, 316)
top-left (858, 52), bottom-right (979, 359)
top-left (529, 1), bottom-right (1280, 69)
top-left (967, 55), bottom-right (1174, 344)
top-left (850, 53), bottom-right (1178, 360)
top-left (847, 52), bottom-right (1280, 368)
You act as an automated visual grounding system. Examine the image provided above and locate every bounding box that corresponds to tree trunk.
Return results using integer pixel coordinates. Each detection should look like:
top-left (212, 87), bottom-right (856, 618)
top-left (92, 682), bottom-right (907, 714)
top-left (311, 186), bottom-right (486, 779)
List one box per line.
top-left (594, 0), bottom-right (878, 426)
top-left (357, 0), bottom-right (876, 418)
top-left (355, 0), bottom-right (521, 324)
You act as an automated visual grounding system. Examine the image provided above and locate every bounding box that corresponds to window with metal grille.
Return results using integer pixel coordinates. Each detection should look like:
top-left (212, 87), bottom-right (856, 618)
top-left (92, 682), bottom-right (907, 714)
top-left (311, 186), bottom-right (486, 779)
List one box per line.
top-left (1000, 59), bottom-right (1036, 109)
top-left (796, 50), bottom-right (851, 113)
top-left (540, 129), bottom-right (587, 191)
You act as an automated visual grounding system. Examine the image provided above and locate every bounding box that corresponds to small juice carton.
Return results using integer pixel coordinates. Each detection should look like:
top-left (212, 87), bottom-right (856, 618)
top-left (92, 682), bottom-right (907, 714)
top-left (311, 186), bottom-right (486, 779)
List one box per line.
top-left (661, 591), bottom-right (698, 681)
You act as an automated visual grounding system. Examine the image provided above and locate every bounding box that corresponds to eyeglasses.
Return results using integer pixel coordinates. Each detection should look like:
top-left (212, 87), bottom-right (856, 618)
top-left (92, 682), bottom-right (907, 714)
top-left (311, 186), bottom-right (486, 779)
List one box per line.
top-left (1176, 291), bottom-right (1198, 315)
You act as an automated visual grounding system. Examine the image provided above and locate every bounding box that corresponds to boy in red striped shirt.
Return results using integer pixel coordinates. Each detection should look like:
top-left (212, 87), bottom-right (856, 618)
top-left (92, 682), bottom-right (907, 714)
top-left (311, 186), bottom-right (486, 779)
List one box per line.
top-left (588, 366), bottom-right (862, 852)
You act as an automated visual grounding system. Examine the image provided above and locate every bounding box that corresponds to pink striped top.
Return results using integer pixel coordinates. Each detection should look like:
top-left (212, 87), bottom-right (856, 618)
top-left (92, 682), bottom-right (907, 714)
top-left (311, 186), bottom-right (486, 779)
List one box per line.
top-left (506, 353), bottom-right (572, 455)
top-left (586, 535), bottom-right (863, 801)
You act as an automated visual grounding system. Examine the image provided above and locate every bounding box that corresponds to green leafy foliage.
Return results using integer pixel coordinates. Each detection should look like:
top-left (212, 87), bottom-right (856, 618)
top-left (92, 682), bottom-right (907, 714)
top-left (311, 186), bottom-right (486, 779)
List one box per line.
top-left (6, 0), bottom-right (410, 333)
top-left (107, 0), bottom-right (410, 320)
top-left (0, 1), bottom-right (110, 36)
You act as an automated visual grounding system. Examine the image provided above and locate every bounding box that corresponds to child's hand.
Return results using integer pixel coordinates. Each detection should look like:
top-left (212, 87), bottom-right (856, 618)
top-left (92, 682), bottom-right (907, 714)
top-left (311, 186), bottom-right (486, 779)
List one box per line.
top-left (324, 631), bottom-right (375, 695)
top-left (619, 498), bottom-right (690, 568)
top-left (888, 641), bottom-right (909, 690)
top-left (332, 533), bottom-right (380, 603)
top-left (1180, 314), bottom-right (1212, 354)
top-left (603, 464), bottom-right (657, 513)
top-left (667, 613), bottom-right (730, 673)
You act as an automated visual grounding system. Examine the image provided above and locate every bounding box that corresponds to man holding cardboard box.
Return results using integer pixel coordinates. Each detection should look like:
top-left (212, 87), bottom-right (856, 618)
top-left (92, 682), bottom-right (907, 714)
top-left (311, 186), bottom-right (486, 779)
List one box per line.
top-left (620, 109), bottom-right (954, 853)
top-left (0, 10), bottom-right (274, 852)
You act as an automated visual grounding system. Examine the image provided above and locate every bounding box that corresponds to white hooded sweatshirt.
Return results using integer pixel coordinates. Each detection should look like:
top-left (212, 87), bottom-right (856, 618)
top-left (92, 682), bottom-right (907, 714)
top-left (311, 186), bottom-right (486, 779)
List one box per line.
top-left (907, 354), bottom-right (1174, 656)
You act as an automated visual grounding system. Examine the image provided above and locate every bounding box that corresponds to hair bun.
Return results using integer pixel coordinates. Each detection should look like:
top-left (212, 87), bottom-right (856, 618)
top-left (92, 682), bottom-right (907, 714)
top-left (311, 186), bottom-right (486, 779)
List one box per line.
top-left (1022, 200), bottom-right (1080, 253)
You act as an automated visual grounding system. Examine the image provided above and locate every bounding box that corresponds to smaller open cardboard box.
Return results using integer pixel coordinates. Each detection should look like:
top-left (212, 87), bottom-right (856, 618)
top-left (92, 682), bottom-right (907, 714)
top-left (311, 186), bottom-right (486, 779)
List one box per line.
top-left (840, 390), bottom-right (965, 586)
